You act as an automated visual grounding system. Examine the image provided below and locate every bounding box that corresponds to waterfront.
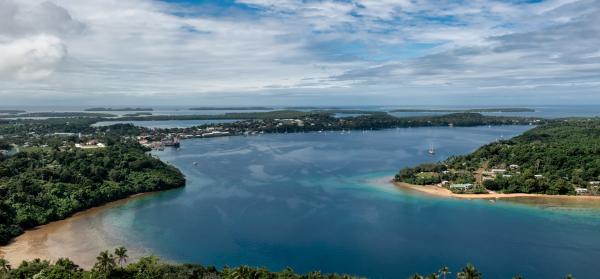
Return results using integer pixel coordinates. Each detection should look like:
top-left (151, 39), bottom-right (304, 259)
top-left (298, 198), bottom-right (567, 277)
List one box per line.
top-left (2, 125), bottom-right (600, 278)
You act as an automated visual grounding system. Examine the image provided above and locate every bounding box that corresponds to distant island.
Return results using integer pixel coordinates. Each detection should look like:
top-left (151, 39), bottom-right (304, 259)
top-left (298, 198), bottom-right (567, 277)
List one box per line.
top-left (394, 119), bottom-right (600, 198)
top-left (122, 112), bottom-right (153, 117)
top-left (189, 106), bottom-right (273, 110)
top-left (390, 108), bottom-right (535, 113)
top-left (85, 107), bottom-right (153, 111)
top-left (0, 110), bottom-right (26, 114)
top-left (0, 112), bottom-right (117, 118)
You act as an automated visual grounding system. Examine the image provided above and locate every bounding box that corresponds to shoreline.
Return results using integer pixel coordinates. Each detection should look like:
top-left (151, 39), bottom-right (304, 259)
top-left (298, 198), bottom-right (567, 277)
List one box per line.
top-left (393, 181), bottom-right (600, 200)
top-left (0, 191), bottom-right (160, 269)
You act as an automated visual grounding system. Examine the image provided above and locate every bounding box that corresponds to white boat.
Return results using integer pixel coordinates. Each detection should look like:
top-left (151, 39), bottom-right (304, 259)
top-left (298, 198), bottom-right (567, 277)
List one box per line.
top-left (428, 145), bottom-right (435, 155)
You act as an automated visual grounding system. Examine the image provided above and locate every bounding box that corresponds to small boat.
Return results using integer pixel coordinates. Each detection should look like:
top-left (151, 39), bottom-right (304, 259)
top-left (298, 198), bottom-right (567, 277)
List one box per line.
top-left (193, 162), bottom-right (198, 166)
top-left (428, 145), bottom-right (435, 155)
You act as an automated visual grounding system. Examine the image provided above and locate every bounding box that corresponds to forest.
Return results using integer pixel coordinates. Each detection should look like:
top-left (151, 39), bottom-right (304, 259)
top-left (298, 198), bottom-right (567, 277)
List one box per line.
top-left (0, 142), bottom-right (185, 245)
top-left (395, 119), bottom-right (600, 195)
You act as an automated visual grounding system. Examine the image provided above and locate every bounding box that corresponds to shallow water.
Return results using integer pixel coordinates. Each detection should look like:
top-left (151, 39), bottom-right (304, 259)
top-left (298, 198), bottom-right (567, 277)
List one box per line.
top-left (3, 126), bottom-right (600, 279)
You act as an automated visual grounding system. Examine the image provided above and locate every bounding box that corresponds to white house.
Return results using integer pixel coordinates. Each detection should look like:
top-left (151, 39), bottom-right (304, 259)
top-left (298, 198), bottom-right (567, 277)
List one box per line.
top-left (575, 188), bottom-right (589, 194)
top-left (450, 183), bottom-right (473, 190)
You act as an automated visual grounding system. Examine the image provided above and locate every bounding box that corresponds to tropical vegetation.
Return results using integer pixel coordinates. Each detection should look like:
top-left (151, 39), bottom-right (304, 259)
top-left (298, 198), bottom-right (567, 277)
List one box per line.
top-left (395, 119), bottom-right (600, 195)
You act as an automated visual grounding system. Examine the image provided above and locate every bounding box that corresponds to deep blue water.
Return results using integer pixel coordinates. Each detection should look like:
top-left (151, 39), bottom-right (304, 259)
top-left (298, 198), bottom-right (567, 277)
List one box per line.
top-left (82, 126), bottom-right (600, 279)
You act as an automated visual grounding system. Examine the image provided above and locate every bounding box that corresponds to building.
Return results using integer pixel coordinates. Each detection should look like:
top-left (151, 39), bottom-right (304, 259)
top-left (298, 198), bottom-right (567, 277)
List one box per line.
top-left (534, 174), bottom-right (544, 179)
top-left (589, 181), bottom-right (600, 186)
top-left (450, 183), bottom-right (474, 190)
top-left (75, 140), bottom-right (106, 149)
top-left (491, 169), bottom-right (507, 174)
top-left (509, 164), bottom-right (520, 170)
top-left (575, 188), bottom-right (589, 194)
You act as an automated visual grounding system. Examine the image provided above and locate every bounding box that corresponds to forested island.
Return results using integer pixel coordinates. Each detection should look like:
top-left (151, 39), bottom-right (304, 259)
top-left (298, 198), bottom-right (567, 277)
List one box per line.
top-left (390, 108), bottom-right (535, 113)
top-left (395, 119), bottom-right (600, 196)
top-left (85, 107), bottom-right (153, 111)
top-left (0, 110), bottom-right (25, 115)
top-left (0, 112), bottom-right (117, 118)
top-left (189, 106), bottom-right (273, 110)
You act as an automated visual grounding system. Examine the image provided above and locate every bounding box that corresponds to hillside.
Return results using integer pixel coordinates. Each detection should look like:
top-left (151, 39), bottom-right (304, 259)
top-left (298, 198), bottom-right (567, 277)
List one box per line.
top-left (395, 119), bottom-right (600, 195)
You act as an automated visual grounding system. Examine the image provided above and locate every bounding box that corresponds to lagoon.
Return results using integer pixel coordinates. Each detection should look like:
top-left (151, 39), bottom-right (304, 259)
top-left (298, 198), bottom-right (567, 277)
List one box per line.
top-left (3, 126), bottom-right (600, 279)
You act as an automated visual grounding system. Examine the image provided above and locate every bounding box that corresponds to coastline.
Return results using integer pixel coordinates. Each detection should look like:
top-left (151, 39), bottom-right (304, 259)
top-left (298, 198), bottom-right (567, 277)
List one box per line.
top-left (0, 192), bottom-right (159, 269)
top-left (393, 181), bottom-right (600, 201)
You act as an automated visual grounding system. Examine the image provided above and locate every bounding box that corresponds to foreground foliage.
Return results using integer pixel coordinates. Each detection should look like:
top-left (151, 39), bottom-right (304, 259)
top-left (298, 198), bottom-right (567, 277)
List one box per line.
top-left (0, 248), bottom-right (578, 279)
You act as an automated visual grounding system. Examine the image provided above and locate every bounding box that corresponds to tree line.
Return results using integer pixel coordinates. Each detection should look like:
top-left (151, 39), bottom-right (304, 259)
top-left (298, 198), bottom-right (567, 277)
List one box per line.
top-left (0, 247), bottom-right (578, 279)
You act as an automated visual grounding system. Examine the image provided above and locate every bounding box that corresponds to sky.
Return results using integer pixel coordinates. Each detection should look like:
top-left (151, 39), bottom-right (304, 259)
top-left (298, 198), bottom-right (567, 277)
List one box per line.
top-left (0, 0), bottom-right (599, 106)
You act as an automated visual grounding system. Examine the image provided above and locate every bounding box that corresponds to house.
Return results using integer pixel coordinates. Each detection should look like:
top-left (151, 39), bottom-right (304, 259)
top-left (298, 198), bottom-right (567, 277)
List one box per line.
top-left (440, 180), bottom-right (449, 186)
top-left (75, 140), bottom-right (106, 149)
top-left (491, 169), bottom-right (507, 174)
top-left (534, 174), bottom-right (544, 179)
top-left (575, 188), bottom-right (589, 194)
top-left (509, 164), bottom-right (519, 170)
top-left (589, 181), bottom-right (600, 186)
top-left (450, 183), bottom-right (473, 190)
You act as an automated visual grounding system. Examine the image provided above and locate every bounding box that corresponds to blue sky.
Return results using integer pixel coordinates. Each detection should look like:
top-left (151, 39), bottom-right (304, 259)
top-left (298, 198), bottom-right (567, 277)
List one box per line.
top-left (0, 0), bottom-right (599, 105)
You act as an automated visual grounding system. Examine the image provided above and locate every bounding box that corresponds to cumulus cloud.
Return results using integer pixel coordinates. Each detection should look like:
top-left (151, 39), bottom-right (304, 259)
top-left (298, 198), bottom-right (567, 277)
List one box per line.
top-left (0, 35), bottom-right (66, 80)
top-left (0, 0), bottom-right (83, 80)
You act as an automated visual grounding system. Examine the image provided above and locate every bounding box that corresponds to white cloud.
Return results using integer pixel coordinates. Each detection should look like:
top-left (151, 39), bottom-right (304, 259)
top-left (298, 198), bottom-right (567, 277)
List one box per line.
top-left (0, 0), bottom-right (599, 104)
top-left (0, 35), bottom-right (66, 80)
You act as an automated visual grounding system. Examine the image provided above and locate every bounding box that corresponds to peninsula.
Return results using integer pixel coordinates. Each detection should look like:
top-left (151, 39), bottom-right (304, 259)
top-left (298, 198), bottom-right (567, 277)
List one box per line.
top-left (394, 118), bottom-right (600, 198)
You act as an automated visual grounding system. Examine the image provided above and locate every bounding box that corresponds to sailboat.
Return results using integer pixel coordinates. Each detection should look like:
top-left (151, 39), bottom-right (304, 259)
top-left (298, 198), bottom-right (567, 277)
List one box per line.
top-left (428, 144), bottom-right (435, 155)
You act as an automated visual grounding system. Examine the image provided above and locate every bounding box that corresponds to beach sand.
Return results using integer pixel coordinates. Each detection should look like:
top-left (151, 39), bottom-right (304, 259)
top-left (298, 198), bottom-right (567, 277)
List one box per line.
top-left (0, 193), bottom-right (155, 269)
top-left (394, 181), bottom-right (600, 201)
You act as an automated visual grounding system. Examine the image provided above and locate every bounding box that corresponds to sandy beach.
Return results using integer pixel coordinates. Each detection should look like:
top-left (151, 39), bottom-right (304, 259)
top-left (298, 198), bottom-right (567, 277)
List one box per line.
top-left (394, 181), bottom-right (600, 201)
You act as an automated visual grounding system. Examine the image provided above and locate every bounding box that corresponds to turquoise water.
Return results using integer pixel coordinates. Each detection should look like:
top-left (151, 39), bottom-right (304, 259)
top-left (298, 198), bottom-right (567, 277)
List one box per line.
top-left (86, 126), bottom-right (600, 279)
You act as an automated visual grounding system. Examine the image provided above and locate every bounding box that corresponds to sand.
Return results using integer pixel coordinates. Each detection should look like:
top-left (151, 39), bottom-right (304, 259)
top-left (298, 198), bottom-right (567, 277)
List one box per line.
top-left (0, 193), bottom-right (155, 269)
top-left (394, 181), bottom-right (600, 201)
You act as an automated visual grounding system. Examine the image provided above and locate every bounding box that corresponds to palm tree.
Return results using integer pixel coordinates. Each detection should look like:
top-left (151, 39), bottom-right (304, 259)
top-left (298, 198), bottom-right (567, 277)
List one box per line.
top-left (438, 266), bottom-right (450, 279)
top-left (94, 250), bottom-right (116, 274)
top-left (408, 274), bottom-right (424, 279)
top-left (427, 273), bottom-right (440, 279)
top-left (565, 275), bottom-right (575, 279)
top-left (457, 264), bottom-right (482, 279)
top-left (114, 246), bottom-right (128, 267)
top-left (0, 258), bottom-right (10, 275)
top-left (513, 275), bottom-right (523, 279)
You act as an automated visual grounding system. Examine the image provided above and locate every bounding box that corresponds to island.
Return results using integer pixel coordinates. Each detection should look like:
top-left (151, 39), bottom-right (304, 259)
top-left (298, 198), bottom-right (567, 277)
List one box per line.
top-left (390, 108), bottom-right (535, 113)
top-left (0, 110), bottom-right (26, 115)
top-left (0, 112), bottom-right (117, 118)
top-left (394, 119), bottom-right (600, 198)
top-left (122, 112), bottom-right (153, 117)
top-left (189, 106), bottom-right (273, 110)
top-left (84, 107), bottom-right (153, 111)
